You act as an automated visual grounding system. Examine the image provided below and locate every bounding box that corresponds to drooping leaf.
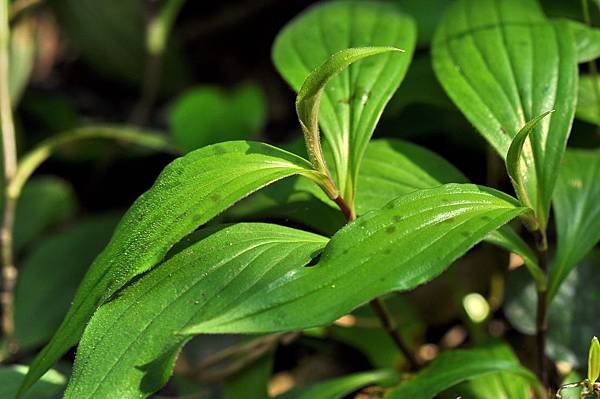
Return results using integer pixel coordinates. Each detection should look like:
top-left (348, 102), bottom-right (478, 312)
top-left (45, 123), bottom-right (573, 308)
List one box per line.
top-left (441, 342), bottom-right (533, 399)
top-left (548, 149), bottom-right (600, 301)
top-left (169, 83), bottom-right (266, 152)
top-left (13, 176), bottom-right (77, 251)
top-left (0, 365), bottom-right (65, 399)
top-left (505, 252), bottom-right (600, 367)
top-left (355, 139), bottom-right (467, 215)
top-left (20, 141), bottom-right (326, 396)
top-left (65, 184), bottom-right (524, 398)
top-left (432, 0), bottom-right (578, 229)
top-left (64, 224), bottom-right (327, 398)
top-left (273, 0), bottom-right (416, 204)
top-left (14, 214), bottom-right (121, 350)
top-left (576, 75), bottom-right (600, 126)
top-left (387, 342), bottom-right (540, 399)
top-left (276, 369), bottom-right (397, 399)
top-left (567, 20), bottom-right (600, 63)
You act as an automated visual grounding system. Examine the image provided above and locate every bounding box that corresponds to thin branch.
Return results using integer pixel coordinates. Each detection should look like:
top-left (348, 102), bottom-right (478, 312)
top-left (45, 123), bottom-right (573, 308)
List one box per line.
top-left (0, 0), bottom-right (19, 354)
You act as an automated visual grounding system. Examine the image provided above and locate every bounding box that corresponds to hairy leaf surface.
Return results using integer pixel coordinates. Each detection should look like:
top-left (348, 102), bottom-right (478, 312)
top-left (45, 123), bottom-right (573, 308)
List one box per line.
top-left (20, 141), bottom-right (324, 396)
top-left (433, 0), bottom-right (578, 228)
top-left (273, 0), bottom-right (416, 203)
top-left (64, 184), bottom-right (523, 397)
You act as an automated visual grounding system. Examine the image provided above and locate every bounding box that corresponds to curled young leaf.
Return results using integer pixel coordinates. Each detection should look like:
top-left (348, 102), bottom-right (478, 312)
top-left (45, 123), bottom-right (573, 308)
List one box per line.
top-left (589, 336), bottom-right (600, 384)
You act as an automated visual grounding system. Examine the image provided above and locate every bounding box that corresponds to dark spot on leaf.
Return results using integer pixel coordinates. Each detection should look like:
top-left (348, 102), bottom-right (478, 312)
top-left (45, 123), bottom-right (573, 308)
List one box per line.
top-left (441, 198), bottom-right (451, 203)
top-left (392, 215), bottom-right (403, 223)
top-left (443, 217), bottom-right (456, 224)
top-left (210, 193), bottom-right (221, 202)
top-left (213, 145), bottom-right (226, 155)
top-left (481, 215), bottom-right (492, 222)
top-left (385, 202), bottom-right (395, 209)
top-left (461, 231), bottom-right (471, 238)
top-left (385, 225), bottom-right (396, 234)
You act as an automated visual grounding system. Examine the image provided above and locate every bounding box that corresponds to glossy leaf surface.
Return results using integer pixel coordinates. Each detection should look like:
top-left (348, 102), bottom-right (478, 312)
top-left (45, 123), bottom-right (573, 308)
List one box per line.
top-left (66, 184), bottom-right (524, 398)
top-left (169, 83), bottom-right (266, 152)
top-left (505, 252), bottom-right (600, 367)
top-left (549, 149), bottom-right (600, 300)
top-left (355, 139), bottom-right (467, 215)
top-left (14, 214), bottom-right (121, 349)
top-left (433, 0), bottom-right (578, 228)
top-left (387, 343), bottom-right (539, 399)
top-left (568, 20), bottom-right (600, 63)
top-left (273, 0), bottom-right (416, 202)
top-left (20, 141), bottom-right (323, 396)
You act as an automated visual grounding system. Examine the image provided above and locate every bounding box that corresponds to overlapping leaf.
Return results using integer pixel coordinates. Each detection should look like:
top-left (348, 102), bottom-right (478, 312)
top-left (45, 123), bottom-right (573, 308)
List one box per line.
top-left (568, 20), bottom-right (600, 63)
top-left (432, 0), bottom-right (578, 228)
top-left (388, 342), bottom-right (539, 399)
top-left (20, 141), bottom-right (325, 396)
top-left (0, 365), bottom-right (65, 399)
top-left (273, 0), bottom-right (416, 204)
top-left (576, 75), bottom-right (600, 126)
top-left (63, 184), bottom-right (524, 397)
top-left (548, 149), bottom-right (600, 300)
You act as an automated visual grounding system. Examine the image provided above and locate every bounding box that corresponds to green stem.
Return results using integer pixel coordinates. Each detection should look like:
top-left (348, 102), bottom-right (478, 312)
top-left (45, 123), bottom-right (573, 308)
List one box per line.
top-left (10, 125), bottom-right (175, 199)
top-left (532, 228), bottom-right (550, 395)
top-left (0, 0), bottom-right (18, 354)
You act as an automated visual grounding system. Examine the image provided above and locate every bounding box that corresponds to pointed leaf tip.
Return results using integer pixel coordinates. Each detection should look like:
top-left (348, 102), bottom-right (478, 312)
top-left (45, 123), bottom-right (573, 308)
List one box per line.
top-left (589, 336), bottom-right (600, 383)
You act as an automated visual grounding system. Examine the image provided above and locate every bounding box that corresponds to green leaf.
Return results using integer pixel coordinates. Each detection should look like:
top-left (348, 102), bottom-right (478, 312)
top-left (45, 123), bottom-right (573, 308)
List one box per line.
top-left (169, 83), bottom-right (266, 152)
top-left (387, 343), bottom-right (540, 399)
top-left (276, 369), bottom-right (397, 399)
top-left (567, 20), bottom-right (600, 63)
top-left (505, 251), bottom-right (600, 367)
top-left (484, 225), bottom-right (544, 290)
top-left (9, 17), bottom-right (36, 105)
top-left (13, 176), bottom-right (77, 251)
top-left (589, 337), bottom-right (600, 383)
top-left (355, 139), bottom-right (467, 215)
top-left (441, 342), bottom-right (532, 399)
top-left (295, 46), bottom-right (403, 181)
top-left (432, 0), bottom-right (578, 229)
top-left (548, 149), bottom-right (600, 301)
top-left (223, 352), bottom-right (273, 399)
top-left (576, 75), bottom-right (600, 126)
top-left (65, 184), bottom-right (523, 398)
top-left (0, 365), bottom-right (65, 399)
top-left (505, 111), bottom-right (554, 224)
top-left (64, 223), bottom-right (327, 398)
top-left (14, 213), bottom-right (121, 350)
top-left (20, 141), bottom-right (325, 397)
top-left (273, 0), bottom-right (416, 204)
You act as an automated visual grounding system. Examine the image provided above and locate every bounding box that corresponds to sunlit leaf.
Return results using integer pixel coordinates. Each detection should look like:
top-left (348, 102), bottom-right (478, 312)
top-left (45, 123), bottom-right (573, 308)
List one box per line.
top-left (432, 0), bottom-right (578, 229)
top-left (548, 149), bottom-right (600, 301)
top-left (0, 365), bottom-right (65, 399)
top-left (273, 0), bottom-right (416, 204)
top-left (20, 141), bottom-right (326, 396)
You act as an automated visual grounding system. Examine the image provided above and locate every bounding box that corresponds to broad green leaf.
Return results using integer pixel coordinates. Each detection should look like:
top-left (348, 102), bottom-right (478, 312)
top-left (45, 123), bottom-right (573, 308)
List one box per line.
top-left (169, 83), bottom-right (266, 152)
top-left (13, 176), bottom-right (77, 251)
top-left (567, 20), bottom-right (600, 63)
top-left (441, 342), bottom-right (532, 399)
top-left (432, 0), bottom-right (578, 229)
top-left (9, 16), bottom-right (35, 105)
top-left (20, 141), bottom-right (325, 397)
top-left (576, 75), bottom-right (600, 126)
top-left (66, 184), bottom-right (523, 398)
top-left (276, 369), bottom-right (397, 399)
top-left (356, 139), bottom-right (467, 215)
top-left (64, 224), bottom-right (327, 399)
top-left (295, 46), bottom-right (403, 182)
top-left (273, 0), bottom-right (416, 204)
top-left (14, 214), bottom-right (121, 350)
top-left (589, 337), bottom-right (600, 383)
top-left (484, 225), bottom-right (544, 290)
top-left (548, 149), bottom-right (600, 301)
top-left (0, 365), bottom-right (65, 399)
top-left (223, 352), bottom-right (273, 399)
top-left (387, 343), bottom-right (540, 399)
top-left (505, 252), bottom-right (600, 367)
top-left (505, 111), bottom-right (554, 223)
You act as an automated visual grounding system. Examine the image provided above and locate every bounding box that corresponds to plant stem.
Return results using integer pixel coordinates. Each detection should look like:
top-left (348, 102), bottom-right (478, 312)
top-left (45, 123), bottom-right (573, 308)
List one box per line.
top-left (533, 228), bottom-right (550, 392)
top-left (333, 194), bottom-right (418, 370)
top-left (0, 0), bottom-right (18, 353)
